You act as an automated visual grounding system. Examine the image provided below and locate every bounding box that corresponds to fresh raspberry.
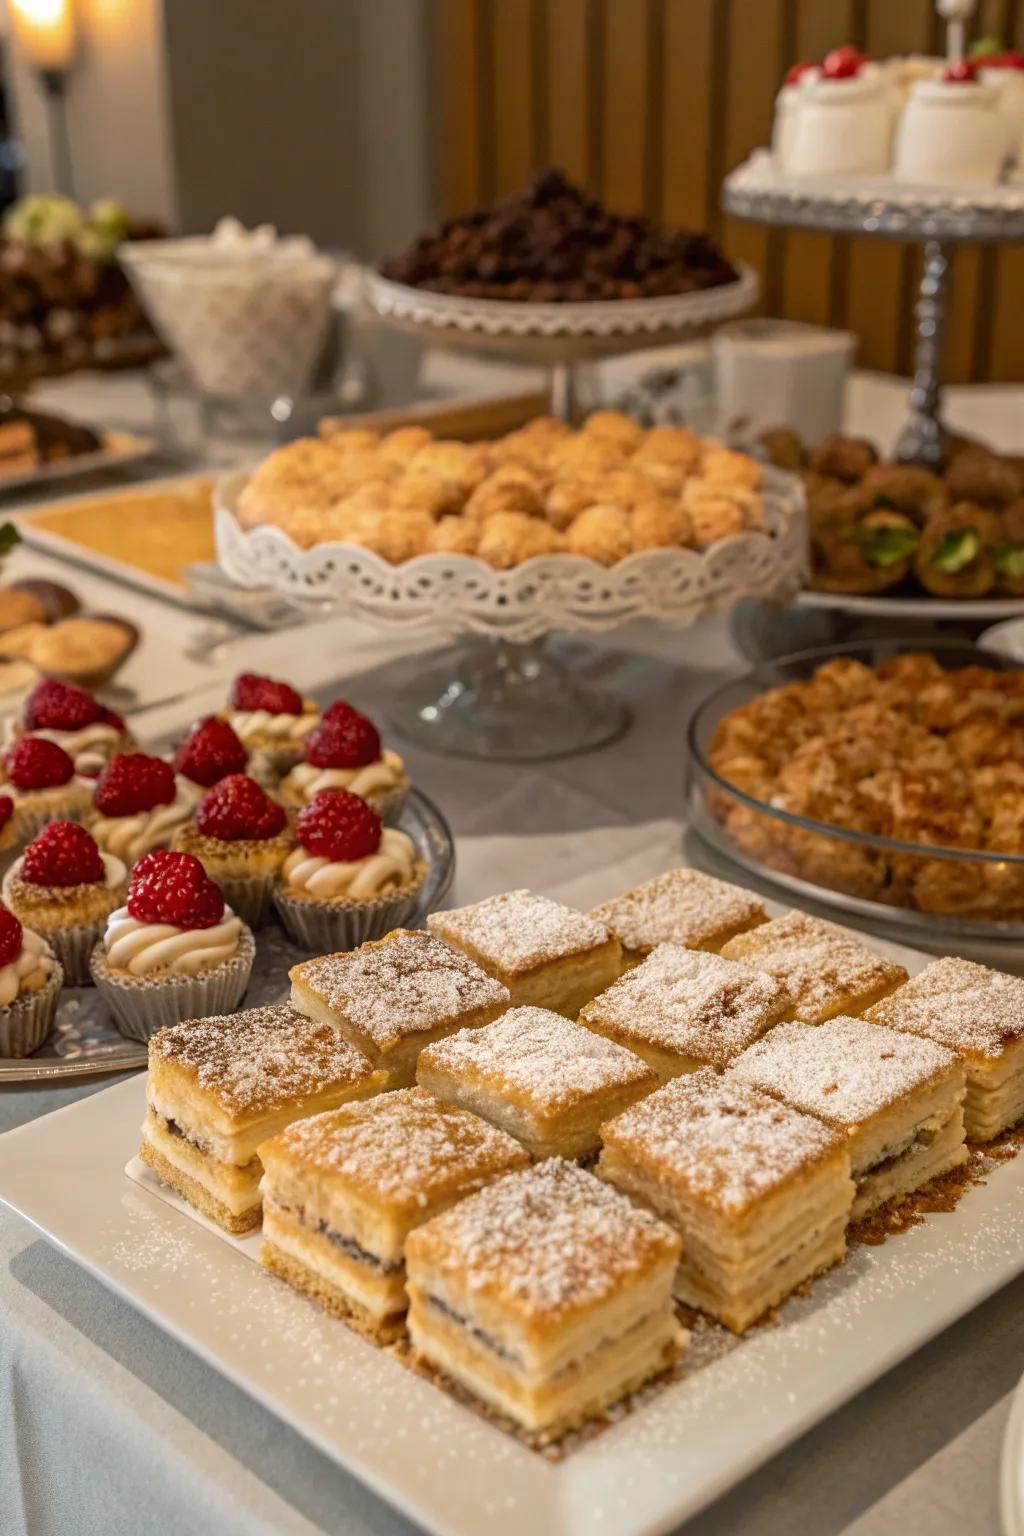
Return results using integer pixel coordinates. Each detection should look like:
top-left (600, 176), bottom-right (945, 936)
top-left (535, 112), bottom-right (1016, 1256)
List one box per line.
top-left (22, 822), bottom-right (105, 887)
top-left (942, 58), bottom-right (978, 83)
top-left (785, 60), bottom-right (814, 86)
top-left (821, 45), bottom-right (868, 79)
top-left (229, 672), bottom-right (303, 715)
top-left (296, 789), bottom-right (382, 861)
top-left (127, 849), bottom-right (225, 928)
top-left (5, 737), bottom-right (75, 790)
top-left (305, 708), bottom-right (381, 770)
top-left (195, 773), bottom-right (287, 842)
top-left (100, 705), bottom-right (126, 733)
top-left (173, 717), bottom-right (247, 788)
top-left (24, 678), bottom-right (103, 732)
top-left (0, 795), bottom-right (12, 832)
top-left (0, 905), bottom-right (22, 965)
top-left (94, 753), bottom-right (176, 817)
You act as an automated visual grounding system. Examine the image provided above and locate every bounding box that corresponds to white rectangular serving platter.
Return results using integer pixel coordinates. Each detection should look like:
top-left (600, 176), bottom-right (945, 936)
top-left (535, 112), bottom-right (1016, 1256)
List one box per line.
top-left (0, 429), bottom-right (157, 495)
top-left (0, 932), bottom-right (1023, 1536)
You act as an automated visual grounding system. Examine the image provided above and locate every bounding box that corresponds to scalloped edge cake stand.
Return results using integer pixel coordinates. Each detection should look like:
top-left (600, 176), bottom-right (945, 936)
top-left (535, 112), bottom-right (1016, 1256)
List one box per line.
top-left (215, 468), bottom-right (805, 762)
top-left (723, 152), bottom-right (1024, 468)
top-left (362, 266), bottom-right (759, 420)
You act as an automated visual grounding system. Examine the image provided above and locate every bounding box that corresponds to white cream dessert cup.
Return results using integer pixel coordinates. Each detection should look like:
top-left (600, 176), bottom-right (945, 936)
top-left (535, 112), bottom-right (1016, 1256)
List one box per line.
top-left (0, 961), bottom-right (63, 1057)
top-left (783, 73), bottom-right (892, 177)
top-left (893, 79), bottom-right (1010, 184)
top-left (91, 927), bottom-right (256, 1042)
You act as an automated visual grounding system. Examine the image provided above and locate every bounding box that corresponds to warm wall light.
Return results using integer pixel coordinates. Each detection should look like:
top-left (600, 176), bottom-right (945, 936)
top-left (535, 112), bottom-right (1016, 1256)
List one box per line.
top-left (9, 0), bottom-right (76, 78)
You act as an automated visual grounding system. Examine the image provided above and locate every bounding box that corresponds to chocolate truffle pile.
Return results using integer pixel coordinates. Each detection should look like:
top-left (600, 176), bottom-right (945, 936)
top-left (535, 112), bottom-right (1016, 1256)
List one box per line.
top-left (379, 169), bottom-right (738, 303)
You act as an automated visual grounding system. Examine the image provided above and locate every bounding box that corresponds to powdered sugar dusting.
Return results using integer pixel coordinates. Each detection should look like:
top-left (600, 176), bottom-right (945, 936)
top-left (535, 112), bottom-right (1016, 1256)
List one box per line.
top-left (721, 911), bottom-right (907, 1022)
top-left (592, 868), bottom-right (765, 953)
top-left (428, 889), bottom-right (611, 972)
top-left (602, 1068), bottom-right (843, 1214)
top-left (271, 1087), bottom-right (529, 1210)
top-left (581, 945), bottom-right (791, 1068)
top-left (406, 1158), bottom-right (679, 1319)
top-left (729, 1015), bottom-right (958, 1127)
top-left (865, 957), bottom-right (1024, 1060)
top-left (291, 930), bottom-right (508, 1050)
top-left (419, 1006), bottom-right (654, 1114)
top-left (149, 1004), bottom-right (377, 1116)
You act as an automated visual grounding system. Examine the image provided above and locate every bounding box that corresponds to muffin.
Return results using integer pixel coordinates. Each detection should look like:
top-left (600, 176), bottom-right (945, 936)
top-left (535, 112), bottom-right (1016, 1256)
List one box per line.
top-left (277, 702), bottom-right (409, 822)
top-left (172, 715), bottom-right (249, 795)
top-left (222, 671), bottom-right (319, 782)
top-left (273, 789), bottom-right (425, 952)
top-left (172, 773), bottom-right (292, 927)
top-left (11, 677), bottom-right (136, 776)
top-left (90, 849), bottom-right (255, 1042)
top-left (1, 737), bottom-right (93, 844)
top-left (0, 903), bottom-right (63, 1058)
top-left (3, 821), bottom-right (127, 985)
top-left (89, 752), bottom-right (201, 866)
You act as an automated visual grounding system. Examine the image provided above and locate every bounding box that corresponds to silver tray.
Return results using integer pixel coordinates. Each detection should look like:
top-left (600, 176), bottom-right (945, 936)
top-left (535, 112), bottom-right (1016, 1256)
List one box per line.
top-left (0, 787), bottom-right (455, 1083)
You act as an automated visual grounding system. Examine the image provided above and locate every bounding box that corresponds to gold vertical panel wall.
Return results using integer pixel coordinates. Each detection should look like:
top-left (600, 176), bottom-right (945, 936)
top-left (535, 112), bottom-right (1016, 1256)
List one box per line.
top-left (436, 0), bottom-right (1024, 385)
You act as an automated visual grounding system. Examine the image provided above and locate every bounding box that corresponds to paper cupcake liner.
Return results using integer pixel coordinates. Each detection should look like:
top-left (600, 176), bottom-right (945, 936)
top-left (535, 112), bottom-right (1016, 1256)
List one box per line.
top-left (273, 880), bottom-right (423, 953)
top-left (13, 789), bottom-right (91, 846)
top-left (212, 869), bottom-right (277, 929)
top-left (90, 929), bottom-right (256, 1043)
top-left (0, 965), bottom-right (63, 1058)
top-left (371, 783), bottom-right (409, 827)
top-left (45, 917), bottom-right (111, 987)
top-left (246, 743), bottom-right (308, 789)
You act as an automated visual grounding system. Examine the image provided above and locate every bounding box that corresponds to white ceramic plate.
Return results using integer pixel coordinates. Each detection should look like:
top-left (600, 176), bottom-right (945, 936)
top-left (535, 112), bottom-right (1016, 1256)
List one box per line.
top-left (797, 589), bottom-right (1024, 621)
top-left (0, 925), bottom-right (1022, 1536)
top-left (1003, 1373), bottom-right (1024, 1536)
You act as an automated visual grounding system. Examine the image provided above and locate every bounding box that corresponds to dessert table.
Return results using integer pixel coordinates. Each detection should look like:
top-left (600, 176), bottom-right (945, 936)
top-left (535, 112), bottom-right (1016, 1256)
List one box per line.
top-left (1, 363), bottom-right (1023, 1536)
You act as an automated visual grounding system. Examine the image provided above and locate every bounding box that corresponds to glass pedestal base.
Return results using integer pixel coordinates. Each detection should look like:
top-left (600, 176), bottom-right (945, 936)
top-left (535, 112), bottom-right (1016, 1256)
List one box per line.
top-left (390, 637), bottom-right (631, 761)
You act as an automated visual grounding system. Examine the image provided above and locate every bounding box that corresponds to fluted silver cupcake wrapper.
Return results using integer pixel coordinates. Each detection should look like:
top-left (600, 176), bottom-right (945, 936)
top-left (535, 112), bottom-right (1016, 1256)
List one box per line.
top-left (371, 784), bottom-right (409, 827)
top-left (47, 918), bottom-right (110, 987)
top-left (12, 792), bottom-right (91, 847)
top-left (0, 966), bottom-right (63, 1058)
top-left (272, 884), bottom-right (422, 953)
top-left (246, 743), bottom-right (308, 790)
top-left (90, 929), bottom-right (256, 1043)
top-left (213, 870), bottom-right (277, 929)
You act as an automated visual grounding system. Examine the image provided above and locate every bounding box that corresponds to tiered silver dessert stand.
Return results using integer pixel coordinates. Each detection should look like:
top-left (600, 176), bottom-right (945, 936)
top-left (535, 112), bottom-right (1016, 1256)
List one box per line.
top-left (215, 465), bottom-right (805, 762)
top-left (724, 151), bottom-right (1024, 467)
top-left (362, 265), bottom-right (759, 420)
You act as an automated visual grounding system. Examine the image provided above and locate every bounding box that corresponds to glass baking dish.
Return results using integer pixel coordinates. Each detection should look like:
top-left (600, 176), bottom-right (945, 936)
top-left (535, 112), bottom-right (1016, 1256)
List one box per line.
top-left (687, 639), bottom-right (1024, 943)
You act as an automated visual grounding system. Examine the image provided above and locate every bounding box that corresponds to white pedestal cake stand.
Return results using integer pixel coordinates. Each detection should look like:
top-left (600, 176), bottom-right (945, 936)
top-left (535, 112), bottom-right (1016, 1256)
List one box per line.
top-left (215, 466), bottom-right (805, 762)
top-left (723, 152), bottom-right (1024, 467)
top-left (362, 266), bottom-right (759, 420)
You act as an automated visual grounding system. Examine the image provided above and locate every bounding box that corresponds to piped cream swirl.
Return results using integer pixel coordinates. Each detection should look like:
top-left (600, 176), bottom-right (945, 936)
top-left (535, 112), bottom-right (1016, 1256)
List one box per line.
top-left (32, 723), bottom-right (123, 777)
top-left (91, 786), bottom-right (198, 864)
top-left (228, 708), bottom-right (318, 745)
top-left (103, 905), bottom-right (243, 976)
top-left (283, 827), bottom-right (417, 899)
top-left (0, 926), bottom-right (55, 1006)
top-left (282, 748), bottom-right (405, 803)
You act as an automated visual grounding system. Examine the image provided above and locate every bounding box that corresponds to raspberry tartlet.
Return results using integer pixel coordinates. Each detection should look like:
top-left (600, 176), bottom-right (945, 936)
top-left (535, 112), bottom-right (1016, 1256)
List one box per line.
top-left (274, 789), bottom-right (425, 951)
top-left (0, 903), bottom-right (63, 1057)
top-left (3, 821), bottom-right (127, 985)
top-left (172, 716), bottom-right (249, 794)
top-left (222, 671), bottom-right (319, 782)
top-left (90, 850), bottom-right (255, 1041)
top-left (1, 736), bottom-right (93, 844)
top-left (172, 773), bottom-right (293, 927)
top-left (89, 752), bottom-right (200, 866)
top-left (9, 678), bottom-right (135, 777)
top-left (277, 702), bottom-right (409, 822)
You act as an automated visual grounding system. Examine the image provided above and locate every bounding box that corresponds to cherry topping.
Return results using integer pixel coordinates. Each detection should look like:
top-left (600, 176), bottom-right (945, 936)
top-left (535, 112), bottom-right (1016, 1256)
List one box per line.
top-left (22, 822), bottom-right (105, 887)
top-left (195, 774), bottom-right (287, 842)
top-left (127, 850), bottom-right (226, 929)
top-left (295, 789), bottom-right (382, 862)
top-left (785, 61), bottom-right (814, 87)
top-left (943, 58), bottom-right (979, 83)
top-left (821, 45), bottom-right (869, 80)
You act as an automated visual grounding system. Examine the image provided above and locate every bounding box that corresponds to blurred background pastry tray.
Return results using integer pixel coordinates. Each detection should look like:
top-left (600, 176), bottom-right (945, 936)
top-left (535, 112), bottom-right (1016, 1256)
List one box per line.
top-left (0, 429), bottom-right (157, 495)
top-left (15, 474), bottom-right (216, 605)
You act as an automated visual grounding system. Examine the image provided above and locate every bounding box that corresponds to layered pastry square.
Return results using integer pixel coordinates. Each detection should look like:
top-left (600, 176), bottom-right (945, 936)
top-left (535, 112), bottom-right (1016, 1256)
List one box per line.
top-left (729, 1015), bottom-right (966, 1218)
top-left (289, 928), bottom-right (509, 1086)
top-left (140, 1004), bottom-right (386, 1233)
top-left (864, 958), bottom-right (1024, 1142)
top-left (258, 1088), bottom-right (530, 1343)
top-left (720, 911), bottom-right (908, 1024)
top-left (427, 889), bottom-right (621, 1016)
top-left (598, 1069), bottom-right (854, 1332)
top-left (416, 1006), bottom-right (657, 1161)
top-left (591, 866), bottom-right (767, 964)
top-left (404, 1158), bottom-right (683, 1439)
top-left (579, 944), bottom-right (792, 1079)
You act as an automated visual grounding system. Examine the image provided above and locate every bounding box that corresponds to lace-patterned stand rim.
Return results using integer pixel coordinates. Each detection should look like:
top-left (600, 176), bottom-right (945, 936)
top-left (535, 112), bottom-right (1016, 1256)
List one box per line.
top-left (214, 468), bottom-right (806, 761)
top-left (723, 152), bottom-right (1024, 469)
top-left (362, 266), bottom-right (759, 418)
